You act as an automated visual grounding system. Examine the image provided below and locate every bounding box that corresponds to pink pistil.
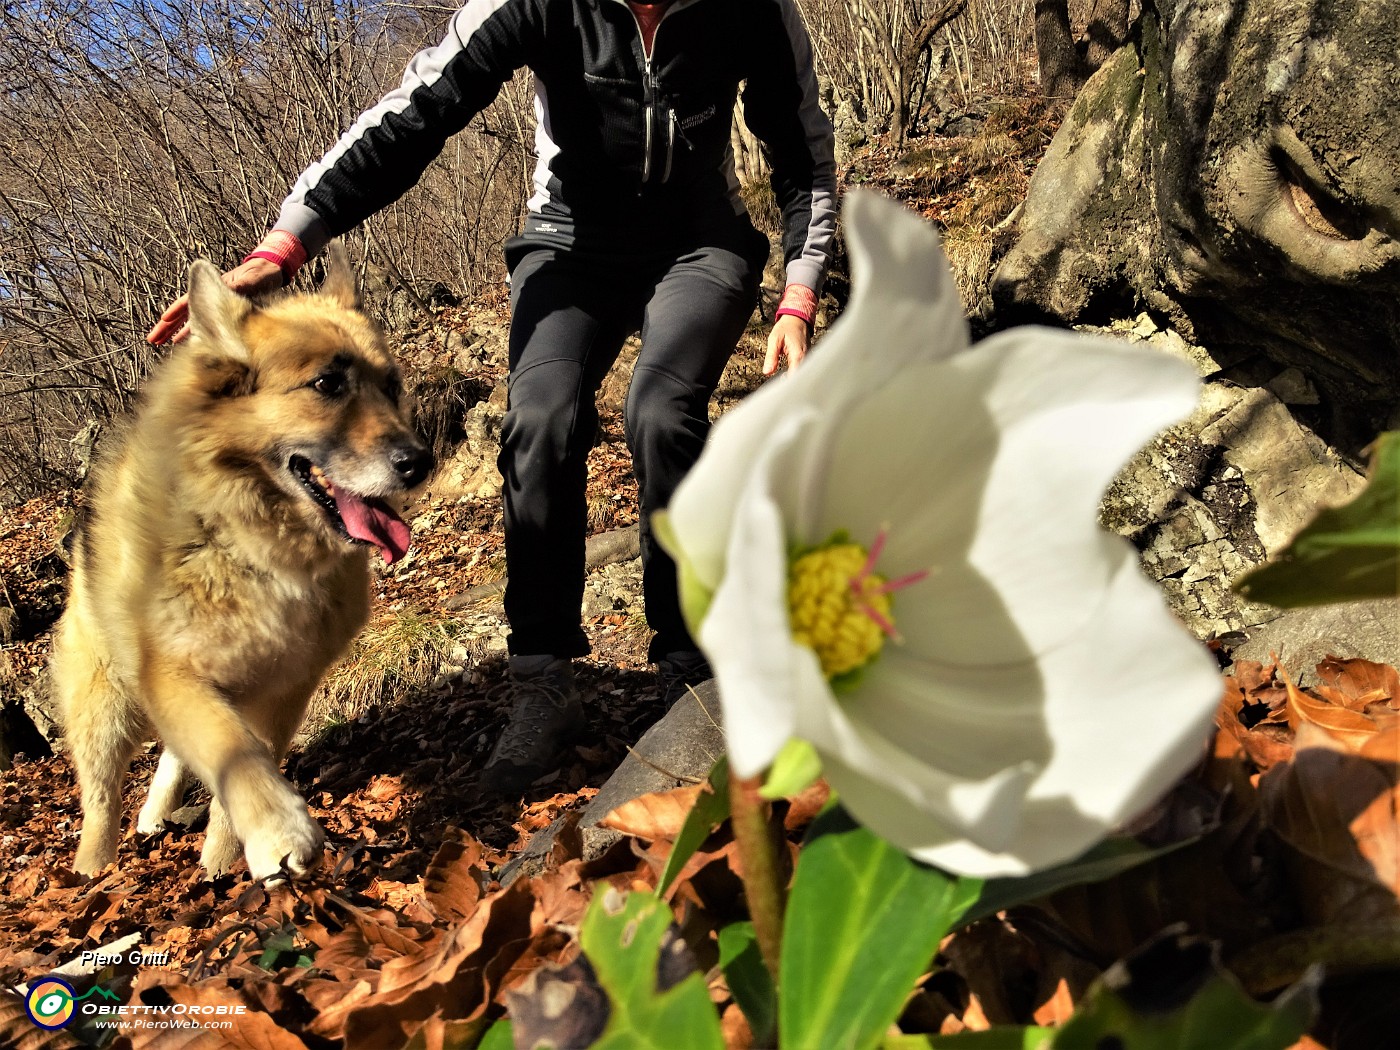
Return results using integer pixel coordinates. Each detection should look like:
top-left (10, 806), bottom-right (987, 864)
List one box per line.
top-left (860, 601), bottom-right (901, 642)
top-left (848, 525), bottom-right (932, 642)
top-left (878, 569), bottom-right (932, 594)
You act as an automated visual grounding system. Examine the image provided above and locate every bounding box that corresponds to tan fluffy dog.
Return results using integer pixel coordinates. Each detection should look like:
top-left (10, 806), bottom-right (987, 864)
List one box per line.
top-left (54, 247), bottom-right (432, 880)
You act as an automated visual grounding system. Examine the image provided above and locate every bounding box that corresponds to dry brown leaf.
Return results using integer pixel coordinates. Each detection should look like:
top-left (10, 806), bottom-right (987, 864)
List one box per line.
top-left (939, 920), bottom-right (1036, 1027)
top-left (365, 775), bottom-right (404, 803)
top-left (312, 927), bottom-right (377, 978)
top-left (720, 1002), bottom-right (756, 1049)
top-left (1260, 723), bottom-right (1400, 924)
top-left (524, 864), bottom-right (592, 932)
top-left (1216, 682), bottom-right (1294, 771)
top-left (421, 833), bottom-right (485, 924)
top-left (1284, 680), bottom-right (1381, 751)
top-left (1315, 657), bottom-right (1400, 710)
top-left (597, 784), bottom-right (703, 841)
top-left (122, 980), bottom-right (310, 1050)
top-left (782, 779), bottom-right (831, 831)
top-left (336, 879), bottom-right (534, 1050)
top-left (1231, 660), bottom-right (1292, 720)
top-left (301, 979), bottom-right (376, 1041)
top-left (1203, 725), bottom-right (1260, 803)
top-left (403, 1013), bottom-right (493, 1050)
top-left (349, 911), bottom-right (428, 960)
top-left (1031, 977), bottom-right (1077, 1026)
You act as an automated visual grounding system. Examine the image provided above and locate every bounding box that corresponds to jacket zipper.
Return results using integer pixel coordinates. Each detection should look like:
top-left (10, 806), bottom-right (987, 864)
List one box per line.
top-left (619, 1), bottom-right (680, 186)
top-left (642, 59), bottom-right (655, 183)
top-left (663, 109), bottom-right (676, 182)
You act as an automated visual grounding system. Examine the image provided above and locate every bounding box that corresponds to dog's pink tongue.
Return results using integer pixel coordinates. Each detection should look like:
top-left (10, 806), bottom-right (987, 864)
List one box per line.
top-left (335, 493), bottom-right (411, 564)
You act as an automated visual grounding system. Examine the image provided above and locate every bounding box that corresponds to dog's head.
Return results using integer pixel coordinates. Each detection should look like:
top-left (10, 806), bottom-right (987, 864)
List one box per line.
top-left (176, 244), bottom-right (433, 566)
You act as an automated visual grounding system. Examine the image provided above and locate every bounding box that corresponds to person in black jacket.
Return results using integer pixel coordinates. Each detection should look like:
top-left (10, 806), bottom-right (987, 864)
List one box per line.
top-left (150, 0), bottom-right (837, 793)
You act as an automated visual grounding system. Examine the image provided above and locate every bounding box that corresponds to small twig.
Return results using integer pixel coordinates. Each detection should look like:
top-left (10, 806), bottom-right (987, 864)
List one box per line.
top-left (621, 745), bottom-right (706, 786)
top-left (187, 920), bottom-right (269, 982)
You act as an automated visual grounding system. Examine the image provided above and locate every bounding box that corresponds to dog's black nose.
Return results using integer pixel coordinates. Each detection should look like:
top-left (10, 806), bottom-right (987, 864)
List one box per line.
top-left (390, 445), bottom-right (434, 486)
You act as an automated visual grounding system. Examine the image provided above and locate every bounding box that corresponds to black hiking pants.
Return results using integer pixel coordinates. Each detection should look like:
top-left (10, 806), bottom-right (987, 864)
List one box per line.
top-left (499, 210), bottom-right (769, 663)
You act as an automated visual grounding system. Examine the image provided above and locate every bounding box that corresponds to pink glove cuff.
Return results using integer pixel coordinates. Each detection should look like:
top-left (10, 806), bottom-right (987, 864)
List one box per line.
top-left (776, 283), bottom-right (817, 325)
top-left (242, 230), bottom-right (308, 285)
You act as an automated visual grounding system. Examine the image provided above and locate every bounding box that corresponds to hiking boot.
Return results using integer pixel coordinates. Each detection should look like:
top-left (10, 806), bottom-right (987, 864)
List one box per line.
top-left (484, 655), bottom-right (585, 794)
top-left (657, 649), bottom-right (713, 709)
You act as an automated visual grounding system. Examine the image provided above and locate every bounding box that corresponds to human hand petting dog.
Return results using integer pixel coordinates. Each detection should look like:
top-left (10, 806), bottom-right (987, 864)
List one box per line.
top-left (147, 256), bottom-right (283, 345)
top-left (149, 229), bottom-right (310, 344)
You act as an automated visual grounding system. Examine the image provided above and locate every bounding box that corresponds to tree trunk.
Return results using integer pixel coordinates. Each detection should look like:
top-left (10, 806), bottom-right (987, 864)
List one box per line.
top-left (1077, 0), bottom-right (1130, 73)
top-left (893, 0), bottom-right (968, 144)
top-left (1035, 0), bottom-right (1081, 112)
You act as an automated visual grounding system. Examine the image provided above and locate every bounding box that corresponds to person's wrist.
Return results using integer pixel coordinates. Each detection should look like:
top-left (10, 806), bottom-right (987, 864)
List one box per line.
top-left (241, 230), bottom-right (308, 286)
top-left (775, 283), bottom-right (816, 327)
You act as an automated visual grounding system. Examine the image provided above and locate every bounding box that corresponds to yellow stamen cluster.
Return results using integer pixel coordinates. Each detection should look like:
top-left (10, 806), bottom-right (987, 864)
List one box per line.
top-left (788, 542), bottom-right (892, 679)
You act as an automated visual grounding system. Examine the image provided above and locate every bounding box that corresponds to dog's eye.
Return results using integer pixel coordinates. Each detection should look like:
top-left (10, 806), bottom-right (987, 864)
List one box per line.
top-left (310, 372), bottom-right (347, 398)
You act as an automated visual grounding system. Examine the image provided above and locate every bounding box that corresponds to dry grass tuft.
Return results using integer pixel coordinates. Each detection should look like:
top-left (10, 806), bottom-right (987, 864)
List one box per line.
top-left (311, 609), bottom-right (470, 727)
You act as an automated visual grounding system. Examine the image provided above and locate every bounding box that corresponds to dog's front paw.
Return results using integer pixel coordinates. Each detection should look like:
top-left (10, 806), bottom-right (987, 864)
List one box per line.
top-left (73, 842), bottom-right (117, 878)
top-left (137, 751), bottom-right (189, 834)
top-left (240, 804), bottom-right (325, 882)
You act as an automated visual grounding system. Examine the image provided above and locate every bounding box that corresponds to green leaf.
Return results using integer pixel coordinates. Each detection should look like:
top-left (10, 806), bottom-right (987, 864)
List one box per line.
top-left (477, 1019), bottom-right (514, 1050)
top-left (1235, 430), bottom-right (1400, 606)
top-left (1046, 936), bottom-right (1316, 1050)
top-left (255, 928), bottom-right (314, 971)
top-left (759, 739), bottom-right (821, 800)
top-left (656, 756), bottom-right (730, 898)
top-left (883, 1030), bottom-right (1053, 1049)
top-left (780, 808), bottom-right (983, 1050)
top-left (580, 889), bottom-right (724, 1050)
top-left (718, 922), bottom-right (776, 1046)
top-left (961, 834), bottom-right (1204, 926)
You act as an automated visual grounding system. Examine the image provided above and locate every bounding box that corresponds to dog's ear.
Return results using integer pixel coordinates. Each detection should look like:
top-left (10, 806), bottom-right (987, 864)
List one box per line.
top-left (320, 241), bottom-right (361, 310)
top-left (187, 260), bottom-right (254, 355)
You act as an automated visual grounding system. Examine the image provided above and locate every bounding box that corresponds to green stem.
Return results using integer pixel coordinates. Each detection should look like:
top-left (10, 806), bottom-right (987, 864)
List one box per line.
top-left (730, 773), bottom-right (786, 982)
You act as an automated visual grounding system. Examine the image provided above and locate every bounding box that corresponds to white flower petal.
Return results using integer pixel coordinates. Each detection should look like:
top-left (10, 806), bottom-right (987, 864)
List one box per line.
top-left (1028, 552), bottom-right (1222, 823)
top-left (955, 330), bottom-right (1200, 656)
top-left (666, 190), bottom-right (968, 591)
top-left (892, 553), bottom-right (1220, 876)
top-left (794, 668), bottom-right (1038, 854)
top-left (822, 750), bottom-right (1038, 859)
top-left (814, 333), bottom-right (1200, 662)
top-left (699, 409), bottom-right (828, 778)
top-left (852, 648), bottom-right (1050, 782)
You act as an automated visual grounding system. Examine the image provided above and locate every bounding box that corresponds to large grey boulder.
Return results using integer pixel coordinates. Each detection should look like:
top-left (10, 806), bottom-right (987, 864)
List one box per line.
top-left (994, 0), bottom-right (1400, 443)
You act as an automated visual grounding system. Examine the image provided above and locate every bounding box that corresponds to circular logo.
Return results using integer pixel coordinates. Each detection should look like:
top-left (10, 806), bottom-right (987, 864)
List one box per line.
top-left (25, 977), bottom-right (77, 1030)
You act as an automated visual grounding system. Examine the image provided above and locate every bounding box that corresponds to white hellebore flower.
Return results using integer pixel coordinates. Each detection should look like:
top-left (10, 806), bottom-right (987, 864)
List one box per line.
top-left (656, 190), bottom-right (1222, 878)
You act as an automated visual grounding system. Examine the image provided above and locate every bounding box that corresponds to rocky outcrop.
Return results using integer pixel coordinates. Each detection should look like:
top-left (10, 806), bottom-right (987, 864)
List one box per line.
top-left (429, 381), bottom-right (507, 503)
top-left (1096, 316), bottom-right (1397, 670)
